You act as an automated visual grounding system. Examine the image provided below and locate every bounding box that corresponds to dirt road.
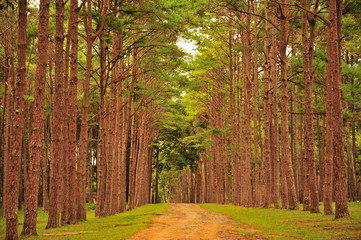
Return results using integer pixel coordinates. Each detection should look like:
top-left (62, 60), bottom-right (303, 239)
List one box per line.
top-left (128, 203), bottom-right (253, 240)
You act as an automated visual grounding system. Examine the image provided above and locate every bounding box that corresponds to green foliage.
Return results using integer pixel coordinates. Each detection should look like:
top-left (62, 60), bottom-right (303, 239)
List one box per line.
top-left (105, 15), bottom-right (134, 34)
top-left (24, 94), bottom-right (35, 104)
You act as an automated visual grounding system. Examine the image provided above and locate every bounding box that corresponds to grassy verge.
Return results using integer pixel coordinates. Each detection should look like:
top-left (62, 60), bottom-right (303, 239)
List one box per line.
top-left (0, 203), bottom-right (169, 240)
top-left (200, 202), bottom-right (361, 240)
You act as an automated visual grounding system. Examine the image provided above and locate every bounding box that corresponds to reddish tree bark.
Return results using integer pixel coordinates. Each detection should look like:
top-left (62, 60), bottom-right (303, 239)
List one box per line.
top-left (270, 7), bottom-right (280, 209)
top-left (241, 12), bottom-right (252, 207)
top-left (77, 0), bottom-right (92, 221)
top-left (328, 0), bottom-right (350, 219)
top-left (47, 0), bottom-right (65, 229)
top-left (22, 0), bottom-right (50, 235)
top-left (251, 0), bottom-right (261, 207)
top-left (6, 0), bottom-right (27, 238)
top-left (67, 0), bottom-right (79, 224)
top-left (279, 0), bottom-right (298, 210)
top-left (261, 0), bottom-right (272, 208)
top-left (301, 0), bottom-right (319, 214)
top-left (95, 34), bottom-right (107, 217)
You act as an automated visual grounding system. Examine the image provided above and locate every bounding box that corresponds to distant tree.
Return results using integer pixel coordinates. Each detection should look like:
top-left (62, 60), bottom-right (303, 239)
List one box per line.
top-left (300, 0), bottom-right (319, 214)
top-left (278, 0), bottom-right (298, 210)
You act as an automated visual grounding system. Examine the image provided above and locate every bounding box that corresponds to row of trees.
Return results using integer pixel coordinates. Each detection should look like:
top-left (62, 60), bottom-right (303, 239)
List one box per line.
top-left (0, 0), bottom-right (194, 239)
top-left (154, 0), bottom-right (360, 219)
top-left (0, 0), bottom-right (360, 239)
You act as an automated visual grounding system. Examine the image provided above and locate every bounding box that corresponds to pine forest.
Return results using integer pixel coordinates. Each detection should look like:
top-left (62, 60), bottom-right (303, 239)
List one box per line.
top-left (0, 0), bottom-right (361, 239)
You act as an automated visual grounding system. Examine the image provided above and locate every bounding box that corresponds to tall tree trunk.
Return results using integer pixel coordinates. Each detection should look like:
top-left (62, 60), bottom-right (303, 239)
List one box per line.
top-left (230, 30), bottom-right (239, 206)
top-left (118, 75), bottom-right (128, 211)
top-left (77, 0), bottom-right (92, 221)
top-left (2, 21), bottom-right (16, 218)
top-left (324, 20), bottom-right (334, 214)
top-left (47, 0), bottom-right (65, 229)
top-left (261, 0), bottom-right (272, 208)
top-left (22, 0), bottom-right (50, 235)
top-left (104, 93), bottom-right (113, 215)
top-left (67, 0), bottom-right (79, 224)
top-left (301, 0), bottom-right (319, 214)
top-left (6, 0), bottom-right (27, 238)
top-left (241, 12), bottom-right (252, 207)
top-left (95, 33), bottom-right (107, 217)
top-left (279, 0), bottom-right (298, 210)
top-left (329, 0), bottom-right (350, 219)
top-left (251, 0), bottom-right (262, 207)
top-left (128, 47), bottom-right (138, 210)
top-left (270, 6), bottom-right (280, 209)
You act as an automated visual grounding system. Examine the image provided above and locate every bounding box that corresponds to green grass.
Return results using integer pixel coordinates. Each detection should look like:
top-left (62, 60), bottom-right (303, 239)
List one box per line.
top-left (0, 203), bottom-right (169, 240)
top-left (2, 202), bottom-right (360, 239)
top-left (200, 202), bottom-right (361, 240)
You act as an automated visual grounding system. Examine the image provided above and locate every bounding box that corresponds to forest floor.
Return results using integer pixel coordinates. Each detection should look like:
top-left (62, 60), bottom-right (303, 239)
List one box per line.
top-left (129, 203), bottom-right (262, 240)
top-left (1, 202), bottom-right (360, 239)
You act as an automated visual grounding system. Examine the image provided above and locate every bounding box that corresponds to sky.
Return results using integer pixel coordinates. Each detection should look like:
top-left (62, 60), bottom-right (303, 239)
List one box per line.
top-left (176, 37), bottom-right (198, 56)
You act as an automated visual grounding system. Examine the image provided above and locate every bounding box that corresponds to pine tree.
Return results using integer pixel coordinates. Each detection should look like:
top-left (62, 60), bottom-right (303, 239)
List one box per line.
top-left (22, 0), bottom-right (50, 235)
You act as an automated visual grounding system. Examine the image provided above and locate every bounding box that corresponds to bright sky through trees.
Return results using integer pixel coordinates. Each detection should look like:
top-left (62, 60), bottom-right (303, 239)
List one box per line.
top-left (176, 37), bottom-right (197, 56)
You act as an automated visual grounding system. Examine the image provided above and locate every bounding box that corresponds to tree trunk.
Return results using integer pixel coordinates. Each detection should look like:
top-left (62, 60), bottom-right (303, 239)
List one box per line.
top-left (22, 0), bottom-right (49, 235)
top-left (67, 0), bottom-right (79, 224)
top-left (270, 7), bottom-right (280, 209)
top-left (77, 0), bottom-right (92, 221)
top-left (301, 0), bottom-right (319, 214)
top-left (230, 30), bottom-right (240, 206)
top-left (279, 0), bottom-right (298, 210)
top-left (95, 34), bottom-right (107, 217)
top-left (42, 118), bottom-right (50, 211)
top-left (6, 0), bottom-right (27, 238)
top-left (241, 12), bottom-right (252, 207)
top-left (118, 75), bottom-right (128, 211)
top-left (47, 0), bottom-right (65, 229)
top-left (261, 0), bottom-right (272, 208)
top-left (128, 48), bottom-right (138, 210)
top-left (251, 1), bottom-right (261, 206)
top-left (329, 0), bottom-right (350, 219)
top-left (60, 14), bottom-right (71, 226)
top-left (2, 23), bottom-right (16, 219)
top-left (324, 13), bottom-right (334, 214)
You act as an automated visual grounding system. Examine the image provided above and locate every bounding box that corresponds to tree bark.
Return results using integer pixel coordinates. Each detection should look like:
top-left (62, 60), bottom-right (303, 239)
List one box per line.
top-left (328, 0), bottom-right (350, 219)
top-left (261, 0), bottom-right (272, 208)
top-left (270, 6), bottom-right (280, 209)
top-left (95, 33), bottom-right (107, 217)
top-left (241, 12), bottom-right (252, 207)
top-left (6, 0), bottom-right (27, 238)
top-left (279, 0), bottom-right (298, 210)
top-left (22, 0), bottom-right (50, 235)
top-left (251, 0), bottom-right (262, 207)
top-left (47, 0), bottom-right (65, 229)
top-left (67, 0), bottom-right (79, 224)
top-left (77, 0), bottom-right (92, 221)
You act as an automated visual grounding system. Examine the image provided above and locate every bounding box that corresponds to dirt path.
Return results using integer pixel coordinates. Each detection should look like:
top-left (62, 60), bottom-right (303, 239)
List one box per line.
top-left (128, 203), bottom-right (258, 240)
